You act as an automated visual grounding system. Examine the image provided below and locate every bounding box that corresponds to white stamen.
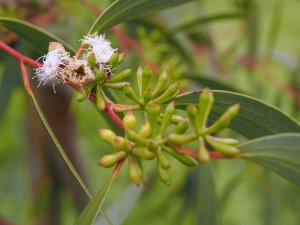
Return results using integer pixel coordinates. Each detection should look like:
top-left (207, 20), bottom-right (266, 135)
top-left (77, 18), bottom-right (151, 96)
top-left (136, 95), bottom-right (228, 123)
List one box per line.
top-left (82, 33), bottom-right (117, 65)
top-left (34, 48), bottom-right (71, 87)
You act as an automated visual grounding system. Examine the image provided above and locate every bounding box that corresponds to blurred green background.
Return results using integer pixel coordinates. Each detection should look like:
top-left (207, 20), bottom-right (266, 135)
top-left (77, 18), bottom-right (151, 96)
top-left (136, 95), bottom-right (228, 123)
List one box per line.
top-left (1, 0), bottom-right (300, 224)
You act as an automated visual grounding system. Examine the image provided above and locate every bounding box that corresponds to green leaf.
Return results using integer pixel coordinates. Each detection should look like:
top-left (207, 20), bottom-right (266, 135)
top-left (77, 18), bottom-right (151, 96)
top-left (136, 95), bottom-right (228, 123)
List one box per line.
top-left (239, 133), bottom-right (300, 187)
top-left (89, 0), bottom-right (196, 33)
top-left (196, 164), bottom-right (217, 225)
top-left (75, 179), bottom-right (114, 225)
top-left (186, 74), bottom-right (239, 92)
top-left (168, 12), bottom-right (246, 34)
top-left (0, 17), bottom-right (75, 53)
top-left (0, 50), bottom-right (21, 121)
top-left (95, 185), bottom-right (142, 225)
top-left (175, 90), bottom-right (300, 139)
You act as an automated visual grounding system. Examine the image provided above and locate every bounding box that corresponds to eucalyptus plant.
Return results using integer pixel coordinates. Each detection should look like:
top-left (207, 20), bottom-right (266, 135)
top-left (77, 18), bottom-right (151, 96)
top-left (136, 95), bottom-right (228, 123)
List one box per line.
top-left (1, 0), bottom-right (300, 225)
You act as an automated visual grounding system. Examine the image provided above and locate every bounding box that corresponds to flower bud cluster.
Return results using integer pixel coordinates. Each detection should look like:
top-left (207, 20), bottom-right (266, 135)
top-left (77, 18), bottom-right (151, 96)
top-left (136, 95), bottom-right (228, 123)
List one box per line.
top-left (97, 87), bottom-right (240, 186)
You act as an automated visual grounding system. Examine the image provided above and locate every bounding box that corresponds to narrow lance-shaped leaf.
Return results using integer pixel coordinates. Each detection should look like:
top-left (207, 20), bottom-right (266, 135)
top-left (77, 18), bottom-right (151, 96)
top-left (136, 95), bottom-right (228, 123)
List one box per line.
top-left (175, 90), bottom-right (300, 139)
top-left (0, 17), bottom-right (75, 53)
top-left (89, 0), bottom-right (196, 33)
top-left (239, 133), bottom-right (300, 187)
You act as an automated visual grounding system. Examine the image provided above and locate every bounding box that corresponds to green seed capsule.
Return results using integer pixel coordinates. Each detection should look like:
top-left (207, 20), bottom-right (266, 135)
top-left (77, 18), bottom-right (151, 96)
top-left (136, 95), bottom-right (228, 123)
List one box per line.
top-left (153, 82), bottom-right (180, 103)
top-left (126, 130), bottom-right (149, 146)
top-left (205, 135), bottom-right (240, 156)
top-left (112, 136), bottom-right (129, 151)
top-left (198, 88), bottom-right (214, 130)
top-left (123, 111), bottom-right (137, 130)
top-left (159, 101), bottom-right (175, 134)
top-left (158, 165), bottom-right (171, 186)
top-left (75, 92), bottom-right (86, 102)
top-left (145, 102), bottom-right (161, 136)
top-left (142, 65), bottom-right (153, 94)
top-left (187, 104), bottom-right (200, 134)
top-left (168, 133), bottom-right (197, 145)
top-left (132, 147), bottom-right (156, 160)
top-left (96, 85), bottom-right (105, 111)
top-left (110, 69), bottom-right (133, 83)
top-left (152, 71), bottom-right (168, 97)
top-left (171, 115), bottom-right (185, 124)
top-left (123, 84), bottom-right (143, 105)
top-left (139, 123), bottom-right (152, 138)
top-left (99, 129), bottom-right (116, 143)
top-left (204, 104), bottom-right (240, 135)
top-left (128, 155), bottom-right (143, 185)
top-left (163, 146), bottom-right (199, 167)
top-left (157, 149), bottom-right (171, 169)
top-left (98, 151), bottom-right (127, 168)
top-left (171, 119), bottom-right (189, 134)
top-left (198, 137), bottom-right (210, 163)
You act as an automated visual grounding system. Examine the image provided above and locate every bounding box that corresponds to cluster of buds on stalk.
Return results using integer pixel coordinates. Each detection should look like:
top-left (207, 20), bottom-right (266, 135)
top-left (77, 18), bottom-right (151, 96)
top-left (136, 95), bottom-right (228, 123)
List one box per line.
top-left (98, 87), bottom-right (240, 186)
top-left (34, 34), bottom-right (241, 186)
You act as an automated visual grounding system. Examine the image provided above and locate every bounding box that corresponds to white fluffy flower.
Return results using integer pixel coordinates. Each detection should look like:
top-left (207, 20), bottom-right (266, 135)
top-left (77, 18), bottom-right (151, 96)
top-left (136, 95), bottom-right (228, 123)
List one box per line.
top-left (34, 48), bottom-right (71, 86)
top-left (82, 33), bottom-right (117, 66)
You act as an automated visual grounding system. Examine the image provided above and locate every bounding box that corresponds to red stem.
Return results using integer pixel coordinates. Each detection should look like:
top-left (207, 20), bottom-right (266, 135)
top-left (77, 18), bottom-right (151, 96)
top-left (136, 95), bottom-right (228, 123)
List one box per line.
top-left (174, 145), bottom-right (240, 160)
top-left (0, 41), bottom-right (41, 68)
top-left (19, 62), bottom-right (33, 96)
top-left (74, 43), bottom-right (86, 59)
top-left (112, 159), bottom-right (125, 180)
top-left (105, 102), bottom-right (124, 129)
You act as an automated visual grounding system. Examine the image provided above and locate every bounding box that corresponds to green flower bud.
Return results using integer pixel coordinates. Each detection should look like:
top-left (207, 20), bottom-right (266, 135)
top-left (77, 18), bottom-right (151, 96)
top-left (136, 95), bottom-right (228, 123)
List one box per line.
top-left (156, 90), bottom-right (179, 104)
top-left (123, 84), bottom-right (143, 105)
top-left (75, 92), bottom-right (86, 102)
top-left (168, 133), bottom-right (197, 145)
top-left (112, 136), bottom-right (129, 151)
top-left (163, 146), bottom-right (199, 167)
top-left (104, 82), bottom-right (130, 90)
top-left (48, 42), bottom-right (64, 51)
top-left (153, 82), bottom-right (180, 103)
top-left (209, 136), bottom-right (240, 146)
top-left (147, 140), bottom-right (158, 151)
top-left (157, 149), bottom-right (171, 170)
top-left (95, 70), bottom-right (107, 82)
top-left (110, 69), bottom-right (133, 83)
top-left (98, 151), bottom-right (127, 168)
top-left (96, 85), bottom-right (105, 111)
top-left (139, 123), bottom-right (152, 138)
top-left (132, 147), bottom-right (156, 160)
top-left (152, 71), bottom-right (168, 97)
top-left (158, 165), bottom-right (171, 186)
top-left (187, 104), bottom-right (200, 134)
top-left (205, 135), bottom-right (240, 156)
top-left (171, 115), bottom-right (185, 124)
top-left (171, 119), bottom-right (189, 134)
top-left (142, 65), bottom-right (153, 94)
top-left (109, 52), bottom-right (120, 66)
top-left (143, 88), bottom-right (153, 105)
top-left (204, 104), bottom-right (240, 134)
top-left (99, 129), bottom-right (116, 143)
top-left (123, 111), bottom-right (137, 130)
top-left (198, 137), bottom-right (210, 163)
top-left (159, 101), bottom-right (175, 134)
top-left (118, 53), bottom-right (125, 64)
top-left (87, 54), bottom-right (96, 66)
top-left (126, 130), bottom-right (149, 146)
top-left (198, 88), bottom-right (214, 130)
top-left (128, 156), bottom-right (143, 185)
top-left (136, 66), bottom-right (143, 97)
top-left (145, 102), bottom-right (161, 136)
